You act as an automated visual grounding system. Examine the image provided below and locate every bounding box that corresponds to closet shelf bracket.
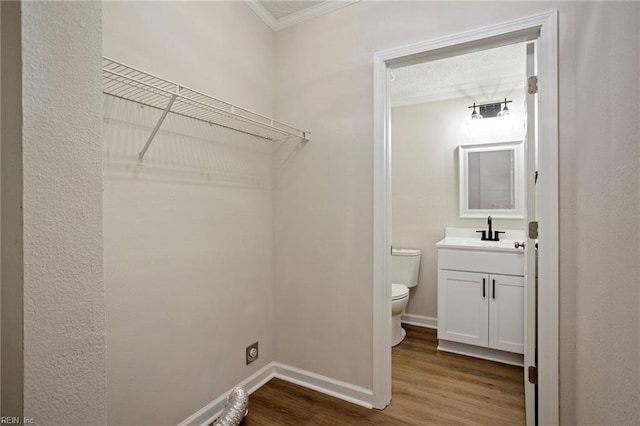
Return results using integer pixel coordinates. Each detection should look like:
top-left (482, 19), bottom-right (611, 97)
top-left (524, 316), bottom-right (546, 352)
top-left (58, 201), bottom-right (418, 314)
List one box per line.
top-left (139, 91), bottom-right (178, 163)
top-left (102, 57), bottom-right (310, 164)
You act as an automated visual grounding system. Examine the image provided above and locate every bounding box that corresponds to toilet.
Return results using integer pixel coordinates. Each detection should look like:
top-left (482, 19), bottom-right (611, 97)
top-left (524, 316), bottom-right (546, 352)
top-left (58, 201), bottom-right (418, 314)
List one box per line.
top-left (391, 248), bottom-right (421, 346)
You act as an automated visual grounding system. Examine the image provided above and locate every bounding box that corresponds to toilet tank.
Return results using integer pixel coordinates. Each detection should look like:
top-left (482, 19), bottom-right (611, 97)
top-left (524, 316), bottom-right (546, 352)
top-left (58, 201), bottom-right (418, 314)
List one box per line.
top-left (391, 248), bottom-right (421, 288)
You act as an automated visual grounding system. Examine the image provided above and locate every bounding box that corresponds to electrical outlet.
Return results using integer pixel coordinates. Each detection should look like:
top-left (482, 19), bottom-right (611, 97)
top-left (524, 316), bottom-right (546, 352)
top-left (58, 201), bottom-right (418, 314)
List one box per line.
top-left (246, 342), bottom-right (259, 365)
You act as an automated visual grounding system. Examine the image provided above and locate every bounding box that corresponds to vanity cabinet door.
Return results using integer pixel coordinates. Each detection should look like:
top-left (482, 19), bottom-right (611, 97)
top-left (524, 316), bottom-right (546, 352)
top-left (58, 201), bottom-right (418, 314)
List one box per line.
top-left (488, 274), bottom-right (525, 354)
top-left (437, 270), bottom-right (489, 347)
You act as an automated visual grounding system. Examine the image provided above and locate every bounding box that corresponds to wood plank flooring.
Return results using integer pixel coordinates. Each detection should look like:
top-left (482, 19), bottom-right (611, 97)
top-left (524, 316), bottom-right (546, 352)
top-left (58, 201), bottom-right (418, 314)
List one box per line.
top-left (242, 325), bottom-right (524, 425)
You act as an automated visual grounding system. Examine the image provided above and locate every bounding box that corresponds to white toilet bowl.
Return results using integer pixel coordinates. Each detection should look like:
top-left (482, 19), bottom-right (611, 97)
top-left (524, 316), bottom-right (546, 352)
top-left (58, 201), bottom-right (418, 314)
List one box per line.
top-left (391, 283), bottom-right (410, 347)
top-left (390, 248), bottom-right (421, 347)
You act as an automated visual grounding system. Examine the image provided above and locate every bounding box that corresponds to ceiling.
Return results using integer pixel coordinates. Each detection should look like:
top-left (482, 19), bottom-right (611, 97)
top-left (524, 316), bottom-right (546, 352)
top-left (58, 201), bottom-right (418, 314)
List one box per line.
top-left (259, 1), bottom-right (324, 20)
top-left (245, 0), bottom-right (360, 31)
top-left (391, 43), bottom-right (527, 107)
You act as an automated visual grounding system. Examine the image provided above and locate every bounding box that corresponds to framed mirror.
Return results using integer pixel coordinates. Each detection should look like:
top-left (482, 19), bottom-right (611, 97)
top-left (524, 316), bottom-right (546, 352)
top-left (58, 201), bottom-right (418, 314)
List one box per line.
top-left (459, 140), bottom-right (524, 218)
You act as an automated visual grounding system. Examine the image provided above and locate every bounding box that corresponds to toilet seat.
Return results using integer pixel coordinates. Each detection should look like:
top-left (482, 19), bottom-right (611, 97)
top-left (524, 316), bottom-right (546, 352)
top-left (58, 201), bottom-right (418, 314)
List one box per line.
top-left (391, 283), bottom-right (409, 301)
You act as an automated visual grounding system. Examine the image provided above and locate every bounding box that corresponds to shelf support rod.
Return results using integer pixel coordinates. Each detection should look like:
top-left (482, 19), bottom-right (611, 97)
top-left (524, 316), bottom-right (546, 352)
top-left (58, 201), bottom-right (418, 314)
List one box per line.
top-left (138, 92), bottom-right (178, 163)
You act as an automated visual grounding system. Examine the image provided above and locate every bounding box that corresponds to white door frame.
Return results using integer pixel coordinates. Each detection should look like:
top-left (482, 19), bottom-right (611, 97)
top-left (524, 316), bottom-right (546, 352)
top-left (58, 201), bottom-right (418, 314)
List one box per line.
top-left (524, 41), bottom-right (537, 426)
top-left (372, 10), bottom-right (559, 424)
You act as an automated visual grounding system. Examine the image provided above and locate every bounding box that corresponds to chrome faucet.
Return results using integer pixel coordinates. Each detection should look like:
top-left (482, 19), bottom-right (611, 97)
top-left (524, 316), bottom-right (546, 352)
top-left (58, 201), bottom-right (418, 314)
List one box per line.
top-left (476, 216), bottom-right (505, 241)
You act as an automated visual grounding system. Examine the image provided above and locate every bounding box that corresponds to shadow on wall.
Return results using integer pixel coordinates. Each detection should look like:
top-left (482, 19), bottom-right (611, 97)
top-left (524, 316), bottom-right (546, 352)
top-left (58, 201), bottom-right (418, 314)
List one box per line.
top-left (103, 96), bottom-right (305, 189)
top-left (273, 135), bottom-right (308, 183)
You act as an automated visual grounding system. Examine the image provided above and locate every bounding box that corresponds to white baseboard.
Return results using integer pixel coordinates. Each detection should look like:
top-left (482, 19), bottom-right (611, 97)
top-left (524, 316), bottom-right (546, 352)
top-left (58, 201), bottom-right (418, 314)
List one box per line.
top-left (272, 362), bottom-right (373, 409)
top-left (401, 313), bottom-right (438, 329)
top-left (178, 362), bottom-right (275, 426)
top-left (437, 340), bottom-right (524, 367)
top-left (179, 361), bottom-right (373, 425)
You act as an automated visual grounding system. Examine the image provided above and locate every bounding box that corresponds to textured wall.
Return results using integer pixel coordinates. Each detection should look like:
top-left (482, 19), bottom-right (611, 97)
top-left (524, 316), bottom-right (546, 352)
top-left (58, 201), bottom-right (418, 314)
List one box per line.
top-left (392, 93), bottom-right (525, 320)
top-left (274, 1), bottom-right (639, 423)
top-left (102, 2), bottom-right (276, 424)
top-left (20, 2), bottom-right (106, 424)
top-left (572, 2), bottom-right (640, 423)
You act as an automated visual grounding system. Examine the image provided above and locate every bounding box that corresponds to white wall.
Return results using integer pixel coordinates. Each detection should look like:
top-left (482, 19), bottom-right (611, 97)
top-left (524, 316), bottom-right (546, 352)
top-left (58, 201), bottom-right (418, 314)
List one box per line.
top-left (102, 2), bottom-right (275, 424)
top-left (274, 2), bottom-right (640, 423)
top-left (103, 2), bottom-right (274, 114)
top-left (392, 93), bottom-right (525, 319)
top-left (20, 2), bottom-right (106, 424)
top-left (572, 2), bottom-right (640, 423)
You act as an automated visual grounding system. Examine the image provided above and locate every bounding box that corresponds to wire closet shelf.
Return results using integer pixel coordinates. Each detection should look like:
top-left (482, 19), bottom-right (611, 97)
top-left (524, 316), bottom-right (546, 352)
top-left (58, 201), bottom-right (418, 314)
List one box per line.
top-left (102, 57), bottom-right (310, 162)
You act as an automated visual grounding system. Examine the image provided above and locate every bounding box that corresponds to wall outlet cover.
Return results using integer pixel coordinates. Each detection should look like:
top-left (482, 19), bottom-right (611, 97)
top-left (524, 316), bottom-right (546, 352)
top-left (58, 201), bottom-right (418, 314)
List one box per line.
top-left (246, 342), bottom-right (259, 365)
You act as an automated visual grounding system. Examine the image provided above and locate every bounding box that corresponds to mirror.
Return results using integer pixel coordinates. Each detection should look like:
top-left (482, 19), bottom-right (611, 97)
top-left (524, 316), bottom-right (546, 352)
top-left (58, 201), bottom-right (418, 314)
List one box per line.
top-left (459, 140), bottom-right (524, 218)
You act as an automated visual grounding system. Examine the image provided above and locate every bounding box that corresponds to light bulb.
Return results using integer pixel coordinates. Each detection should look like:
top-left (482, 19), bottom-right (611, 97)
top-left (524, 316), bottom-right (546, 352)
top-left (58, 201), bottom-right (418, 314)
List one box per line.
top-left (498, 98), bottom-right (510, 117)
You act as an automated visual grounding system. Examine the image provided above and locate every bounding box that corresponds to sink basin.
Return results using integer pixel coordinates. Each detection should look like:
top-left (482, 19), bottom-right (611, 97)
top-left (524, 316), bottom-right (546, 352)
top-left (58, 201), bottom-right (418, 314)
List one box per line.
top-left (436, 227), bottom-right (525, 252)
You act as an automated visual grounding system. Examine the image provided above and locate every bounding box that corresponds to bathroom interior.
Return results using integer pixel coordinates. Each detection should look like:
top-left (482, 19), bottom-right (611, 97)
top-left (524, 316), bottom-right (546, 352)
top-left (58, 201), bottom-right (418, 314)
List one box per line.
top-left (388, 41), bottom-right (532, 416)
top-left (390, 43), bottom-right (526, 352)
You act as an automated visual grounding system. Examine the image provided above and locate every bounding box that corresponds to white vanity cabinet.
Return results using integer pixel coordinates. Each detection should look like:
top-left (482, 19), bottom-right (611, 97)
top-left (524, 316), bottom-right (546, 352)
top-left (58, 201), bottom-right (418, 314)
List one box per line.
top-left (438, 270), bottom-right (524, 353)
top-left (436, 229), bottom-right (525, 366)
top-left (489, 274), bottom-right (524, 353)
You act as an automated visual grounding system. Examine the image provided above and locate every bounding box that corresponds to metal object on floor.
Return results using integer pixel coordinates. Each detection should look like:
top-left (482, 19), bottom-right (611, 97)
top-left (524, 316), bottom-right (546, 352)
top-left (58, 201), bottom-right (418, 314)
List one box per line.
top-left (213, 387), bottom-right (249, 426)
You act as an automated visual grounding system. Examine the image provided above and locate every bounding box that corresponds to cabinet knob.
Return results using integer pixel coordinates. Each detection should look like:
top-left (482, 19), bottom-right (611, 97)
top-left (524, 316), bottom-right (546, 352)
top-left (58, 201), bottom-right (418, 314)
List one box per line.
top-left (514, 241), bottom-right (525, 249)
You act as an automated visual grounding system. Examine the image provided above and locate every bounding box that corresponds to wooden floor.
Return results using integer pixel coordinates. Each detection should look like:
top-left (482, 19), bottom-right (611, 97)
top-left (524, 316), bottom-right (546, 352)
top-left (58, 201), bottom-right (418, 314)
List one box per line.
top-left (243, 325), bottom-right (524, 425)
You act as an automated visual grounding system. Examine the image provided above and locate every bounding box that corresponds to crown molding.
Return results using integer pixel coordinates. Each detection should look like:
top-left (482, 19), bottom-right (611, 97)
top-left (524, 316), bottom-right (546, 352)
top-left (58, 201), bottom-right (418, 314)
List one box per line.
top-left (244, 0), bottom-right (360, 31)
top-left (243, 0), bottom-right (277, 30)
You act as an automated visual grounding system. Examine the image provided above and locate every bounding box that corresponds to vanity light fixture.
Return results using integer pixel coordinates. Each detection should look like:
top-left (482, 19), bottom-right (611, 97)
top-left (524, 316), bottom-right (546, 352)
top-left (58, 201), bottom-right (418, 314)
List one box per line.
top-left (497, 98), bottom-right (511, 117)
top-left (470, 102), bottom-right (482, 120)
top-left (468, 98), bottom-right (512, 119)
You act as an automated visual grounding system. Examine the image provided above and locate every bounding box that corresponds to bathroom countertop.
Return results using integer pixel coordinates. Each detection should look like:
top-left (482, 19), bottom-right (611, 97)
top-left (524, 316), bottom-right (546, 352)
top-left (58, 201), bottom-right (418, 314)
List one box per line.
top-left (436, 237), bottom-right (523, 253)
top-left (436, 227), bottom-right (526, 253)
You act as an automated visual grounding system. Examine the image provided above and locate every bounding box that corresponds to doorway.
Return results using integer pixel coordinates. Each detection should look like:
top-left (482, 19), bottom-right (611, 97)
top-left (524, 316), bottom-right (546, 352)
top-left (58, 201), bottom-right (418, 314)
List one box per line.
top-left (372, 10), bottom-right (559, 425)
